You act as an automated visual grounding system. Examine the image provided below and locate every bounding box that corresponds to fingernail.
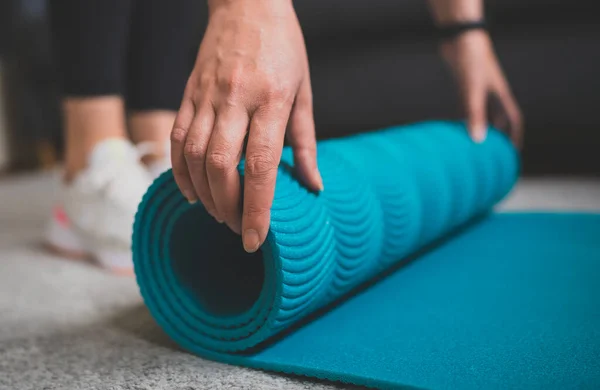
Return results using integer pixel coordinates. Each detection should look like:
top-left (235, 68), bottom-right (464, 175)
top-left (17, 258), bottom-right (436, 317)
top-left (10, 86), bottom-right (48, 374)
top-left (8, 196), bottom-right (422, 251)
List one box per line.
top-left (317, 179), bottom-right (324, 192)
top-left (216, 218), bottom-right (224, 224)
top-left (317, 172), bottom-right (325, 192)
top-left (183, 191), bottom-right (197, 204)
top-left (242, 229), bottom-right (260, 253)
top-left (473, 127), bottom-right (487, 143)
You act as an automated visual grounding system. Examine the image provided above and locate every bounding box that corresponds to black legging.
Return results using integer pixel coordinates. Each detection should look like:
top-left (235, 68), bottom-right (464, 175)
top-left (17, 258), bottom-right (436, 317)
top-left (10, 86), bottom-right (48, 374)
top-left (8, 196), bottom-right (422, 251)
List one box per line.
top-left (48, 0), bottom-right (204, 111)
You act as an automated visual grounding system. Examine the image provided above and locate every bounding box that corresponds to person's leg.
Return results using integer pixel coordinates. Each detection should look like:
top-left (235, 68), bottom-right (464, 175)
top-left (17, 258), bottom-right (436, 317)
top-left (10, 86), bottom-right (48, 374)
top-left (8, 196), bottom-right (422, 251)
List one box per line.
top-left (125, 0), bottom-right (205, 175)
top-left (128, 110), bottom-right (175, 170)
top-left (47, 0), bottom-right (152, 274)
top-left (61, 98), bottom-right (127, 181)
top-left (49, 0), bottom-right (134, 181)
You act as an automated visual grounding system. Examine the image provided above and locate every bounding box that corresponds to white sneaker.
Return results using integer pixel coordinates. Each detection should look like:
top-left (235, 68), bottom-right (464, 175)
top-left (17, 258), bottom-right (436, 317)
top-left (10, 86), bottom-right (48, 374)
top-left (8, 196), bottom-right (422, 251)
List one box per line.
top-left (44, 139), bottom-right (153, 274)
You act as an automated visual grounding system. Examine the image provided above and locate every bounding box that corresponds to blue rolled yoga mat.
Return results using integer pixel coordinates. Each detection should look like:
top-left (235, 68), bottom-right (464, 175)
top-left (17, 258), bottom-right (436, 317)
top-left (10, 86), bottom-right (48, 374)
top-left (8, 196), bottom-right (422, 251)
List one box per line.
top-left (133, 121), bottom-right (600, 389)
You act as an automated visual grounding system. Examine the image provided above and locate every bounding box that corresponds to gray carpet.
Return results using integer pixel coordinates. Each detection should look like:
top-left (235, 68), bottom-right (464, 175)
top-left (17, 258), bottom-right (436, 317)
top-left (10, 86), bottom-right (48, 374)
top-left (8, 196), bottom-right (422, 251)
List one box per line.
top-left (1, 171), bottom-right (599, 390)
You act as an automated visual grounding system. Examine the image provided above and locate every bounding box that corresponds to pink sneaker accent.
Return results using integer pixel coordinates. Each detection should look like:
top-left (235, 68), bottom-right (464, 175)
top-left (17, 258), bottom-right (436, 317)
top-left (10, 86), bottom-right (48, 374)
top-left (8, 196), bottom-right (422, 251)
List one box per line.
top-left (53, 206), bottom-right (70, 227)
top-left (45, 205), bottom-right (89, 259)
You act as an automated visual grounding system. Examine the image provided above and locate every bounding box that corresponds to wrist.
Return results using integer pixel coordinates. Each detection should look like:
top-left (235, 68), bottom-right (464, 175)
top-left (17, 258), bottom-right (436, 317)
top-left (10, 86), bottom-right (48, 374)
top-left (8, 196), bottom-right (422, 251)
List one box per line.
top-left (439, 29), bottom-right (492, 64)
top-left (436, 20), bottom-right (487, 42)
top-left (429, 0), bottom-right (483, 26)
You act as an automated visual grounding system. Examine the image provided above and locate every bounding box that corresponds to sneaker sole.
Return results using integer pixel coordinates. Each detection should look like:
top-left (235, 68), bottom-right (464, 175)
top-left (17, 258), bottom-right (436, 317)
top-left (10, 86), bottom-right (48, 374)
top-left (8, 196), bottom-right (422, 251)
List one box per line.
top-left (44, 206), bottom-right (134, 276)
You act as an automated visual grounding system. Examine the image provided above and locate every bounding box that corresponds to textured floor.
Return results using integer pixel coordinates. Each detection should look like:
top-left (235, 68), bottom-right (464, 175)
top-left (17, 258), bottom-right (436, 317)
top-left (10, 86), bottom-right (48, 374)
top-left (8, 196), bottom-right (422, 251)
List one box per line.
top-left (1, 171), bottom-right (599, 390)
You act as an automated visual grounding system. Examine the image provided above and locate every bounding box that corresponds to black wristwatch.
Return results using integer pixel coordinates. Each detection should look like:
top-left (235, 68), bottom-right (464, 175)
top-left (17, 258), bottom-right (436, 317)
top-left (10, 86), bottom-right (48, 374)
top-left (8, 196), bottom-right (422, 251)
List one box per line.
top-left (436, 20), bottom-right (488, 41)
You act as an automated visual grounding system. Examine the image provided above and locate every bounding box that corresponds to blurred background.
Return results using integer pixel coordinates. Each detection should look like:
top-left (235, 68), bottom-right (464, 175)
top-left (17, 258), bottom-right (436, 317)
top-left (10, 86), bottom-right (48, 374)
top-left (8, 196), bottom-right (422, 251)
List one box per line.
top-left (0, 0), bottom-right (598, 176)
top-left (0, 3), bottom-right (598, 388)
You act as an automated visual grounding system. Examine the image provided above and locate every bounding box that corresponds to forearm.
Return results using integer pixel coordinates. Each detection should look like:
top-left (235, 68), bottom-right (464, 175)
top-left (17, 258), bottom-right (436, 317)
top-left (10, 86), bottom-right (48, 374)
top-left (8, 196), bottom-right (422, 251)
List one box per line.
top-left (426, 0), bottom-right (483, 25)
top-left (207, 0), bottom-right (292, 15)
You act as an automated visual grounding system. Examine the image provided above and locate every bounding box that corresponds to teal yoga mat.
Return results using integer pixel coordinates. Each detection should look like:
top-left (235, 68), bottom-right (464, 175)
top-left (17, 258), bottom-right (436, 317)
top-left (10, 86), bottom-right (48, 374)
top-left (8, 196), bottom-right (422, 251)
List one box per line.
top-left (132, 121), bottom-right (600, 389)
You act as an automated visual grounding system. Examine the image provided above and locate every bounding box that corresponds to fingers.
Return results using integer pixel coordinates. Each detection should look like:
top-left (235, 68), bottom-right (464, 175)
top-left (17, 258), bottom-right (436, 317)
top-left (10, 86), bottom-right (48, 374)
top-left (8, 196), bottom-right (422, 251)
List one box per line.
top-left (490, 110), bottom-right (508, 131)
top-left (464, 85), bottom-right (488, 143)
top-left (496, 89), bottom-right (524, 149)
top-left (489, 61), bottom-right (524, 149)
top-left (242, 106), bottom-right (290, 253)
top-left (171, 95), bottom-right (198, 203)
top-left (446, 30), bottom-right (489, 143)
top-left (205, 107), bottom-right (249, 233)
top-left (488, 92), bottom-right (508, 130)
top-left (184, 105), bottom-right (218, 217)
top-left (286, 77), bottom-right (323, 191)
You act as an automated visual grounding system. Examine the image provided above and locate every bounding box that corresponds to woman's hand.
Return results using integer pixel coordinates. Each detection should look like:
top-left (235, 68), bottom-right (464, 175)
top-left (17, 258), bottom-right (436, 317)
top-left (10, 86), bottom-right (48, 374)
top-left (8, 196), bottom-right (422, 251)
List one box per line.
top-left (171, 0), bottom-right (322, 253)
top-left (441, 30), bottom-right (524, 147)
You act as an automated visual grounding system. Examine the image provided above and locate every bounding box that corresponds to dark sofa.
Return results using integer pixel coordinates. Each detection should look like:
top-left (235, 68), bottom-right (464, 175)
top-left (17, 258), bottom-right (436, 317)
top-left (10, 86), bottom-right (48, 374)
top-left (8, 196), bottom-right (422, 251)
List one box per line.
top-left (291, 0), bottom-right (600, 175)
top-left (2, 0), bottom-right (599, 175)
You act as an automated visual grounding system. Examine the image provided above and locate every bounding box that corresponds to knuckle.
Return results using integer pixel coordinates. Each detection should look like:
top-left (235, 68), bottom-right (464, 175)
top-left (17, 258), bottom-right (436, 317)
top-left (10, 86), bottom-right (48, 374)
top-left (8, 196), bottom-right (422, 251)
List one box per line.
top-left (199, 73), bottom-right (213, 88)
top-left (170, 127), bottom-right (188, 145)
top-left (297, 144), bottom-right (317, 157)
top-left (245, 150), bottom-right (278, 180)
top-left (219, 67), bottom-right (246, 96)
top-left (223, 94), bottom-right (239, 109)
top-left (262, 81), bottom-right (290, 102)
top-left (183, 141), bottom-right (205, 161)
top-left (207, 150), bottom-right (234, 173)
top-left (243, 203), bottom-right (269, 219)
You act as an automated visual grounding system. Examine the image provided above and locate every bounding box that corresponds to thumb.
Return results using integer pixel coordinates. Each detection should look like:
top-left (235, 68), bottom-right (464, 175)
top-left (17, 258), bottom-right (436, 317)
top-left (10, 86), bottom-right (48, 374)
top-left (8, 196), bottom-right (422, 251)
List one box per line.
top-left (287, 77), bottom-right (324, 191)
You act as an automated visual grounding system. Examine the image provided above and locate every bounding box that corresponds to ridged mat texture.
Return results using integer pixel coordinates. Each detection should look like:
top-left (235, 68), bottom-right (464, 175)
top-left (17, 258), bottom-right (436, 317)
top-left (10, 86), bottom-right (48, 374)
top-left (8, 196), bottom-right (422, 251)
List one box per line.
top-left (132, 121), bottom-right (600, 389)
